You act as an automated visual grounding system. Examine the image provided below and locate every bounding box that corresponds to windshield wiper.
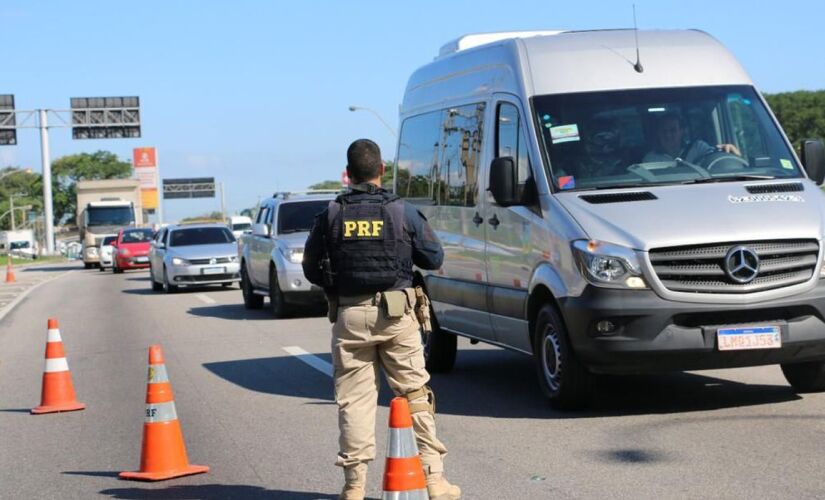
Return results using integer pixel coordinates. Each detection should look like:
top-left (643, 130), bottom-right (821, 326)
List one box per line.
top-left (681, 174), bottom-right (779, 185)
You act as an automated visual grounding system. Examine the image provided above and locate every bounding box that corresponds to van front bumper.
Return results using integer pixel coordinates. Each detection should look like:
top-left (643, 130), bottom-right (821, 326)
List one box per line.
top-left (561, 284), bottom-right (825, 374)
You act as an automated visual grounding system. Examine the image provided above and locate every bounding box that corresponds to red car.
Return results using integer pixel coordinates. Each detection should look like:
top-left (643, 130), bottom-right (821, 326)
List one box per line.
top-left (112, 227), bottom-right (154, 273)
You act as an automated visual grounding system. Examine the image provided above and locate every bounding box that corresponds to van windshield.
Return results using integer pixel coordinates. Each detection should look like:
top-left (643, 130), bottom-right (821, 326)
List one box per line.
top-left (534, 85), bottom-right (802, 191)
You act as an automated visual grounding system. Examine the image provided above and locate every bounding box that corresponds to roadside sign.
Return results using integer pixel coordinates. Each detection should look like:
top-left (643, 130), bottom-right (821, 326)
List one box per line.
top-left (163, 177), bottom-right (215, 199)
top-left (133, 147), bottom-right (159, 209)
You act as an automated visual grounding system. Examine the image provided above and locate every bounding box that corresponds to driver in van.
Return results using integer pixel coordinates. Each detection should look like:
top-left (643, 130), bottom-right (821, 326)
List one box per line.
top-left (643, 112), bottom-right (741, 163)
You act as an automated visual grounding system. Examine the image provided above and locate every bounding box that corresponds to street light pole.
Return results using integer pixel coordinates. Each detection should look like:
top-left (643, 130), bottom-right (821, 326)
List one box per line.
top-left (38, 110), bottom-right (55, 255)
top-left (348, 106), bottom-right (397, 138)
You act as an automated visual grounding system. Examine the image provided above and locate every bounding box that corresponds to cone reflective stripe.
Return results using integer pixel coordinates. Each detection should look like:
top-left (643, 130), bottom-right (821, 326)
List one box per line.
top-left (120, 345), bottom-right (208, 481)
top-left (31, 318), bottom-right (85, 414)
top-left (382, 397), bottom-right (428, 500)
top-left (5, 255), bottom-right (15, 283)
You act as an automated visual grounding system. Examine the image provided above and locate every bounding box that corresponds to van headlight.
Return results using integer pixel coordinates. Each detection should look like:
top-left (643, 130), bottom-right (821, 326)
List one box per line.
top-left (572, 240), bottom-right (648, 289)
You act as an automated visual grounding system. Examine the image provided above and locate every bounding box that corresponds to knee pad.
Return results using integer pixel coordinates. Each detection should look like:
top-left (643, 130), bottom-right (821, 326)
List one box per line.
top-left (405, 385), bottom-right (435, 415)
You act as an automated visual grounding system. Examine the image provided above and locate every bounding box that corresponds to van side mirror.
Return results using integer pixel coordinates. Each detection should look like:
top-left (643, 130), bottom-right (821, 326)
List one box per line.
top-left (252, 223), bottom-right (271, 237)
top-left (489, 157), bottom-right (521, 207)
top-left (801, 139), bottom-right (825, 185)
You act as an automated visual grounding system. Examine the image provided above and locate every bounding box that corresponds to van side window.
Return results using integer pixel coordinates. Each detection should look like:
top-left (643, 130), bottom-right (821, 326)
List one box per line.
top-left (496, 102), bottom-right (534, 203)
top-left (397, 104), bottom-right (484, 207)
top-left (397, 109), bottom-right (445, 204)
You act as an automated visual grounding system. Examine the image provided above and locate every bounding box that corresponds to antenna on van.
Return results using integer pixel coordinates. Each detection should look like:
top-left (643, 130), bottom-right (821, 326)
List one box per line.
top-left (632, 4), bottom-right (644, 73)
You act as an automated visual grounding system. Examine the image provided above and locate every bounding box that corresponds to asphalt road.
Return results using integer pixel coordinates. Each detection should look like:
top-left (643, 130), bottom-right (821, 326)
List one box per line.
top-left (2, 264), bottom-right (825, 499)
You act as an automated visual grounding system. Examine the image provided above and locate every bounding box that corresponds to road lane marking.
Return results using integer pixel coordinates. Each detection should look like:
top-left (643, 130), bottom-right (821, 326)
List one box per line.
top-left (283, 346), bottom-right (333, 377)
top-left (195, 293), bottom-right (216, 304)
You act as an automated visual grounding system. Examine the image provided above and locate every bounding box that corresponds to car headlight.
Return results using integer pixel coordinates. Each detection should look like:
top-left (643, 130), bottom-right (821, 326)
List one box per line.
top-left (171, 256), bottom-right (188, 266)
top-left (229, 255), bottom-right (238, 263)
top-left (572, 240), bottom-right (648, 289)
top-left (88, 247), bottom-right (98, 255)
top-left (119, 248), bottom-right (130, 257)
top-left (280, 247), bottom-right (304, 264)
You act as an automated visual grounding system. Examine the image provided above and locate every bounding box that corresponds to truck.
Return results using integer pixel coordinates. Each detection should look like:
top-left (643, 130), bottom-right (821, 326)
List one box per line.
top-left (76, 179), bottom-right (143, 268)
top-left (0, 229), bottom-right (36, 258)
top-left (396, 29), bottom-right (825, 409)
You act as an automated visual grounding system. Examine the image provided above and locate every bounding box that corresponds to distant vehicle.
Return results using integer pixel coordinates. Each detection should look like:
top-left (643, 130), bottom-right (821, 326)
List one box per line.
top-left (239, 191), bottom-right (337, 317)
top-left (76, 179), bottom-right (143, 269)
top-left (98, 234), bottom-right (118, 271)
top-left (1, 229), bottom-right (36, 258)
top-left (228, 215), bottom-right (253, 239)
top-left (149, 223), bottom-right (240, 293)
top-left (396, 29), bottom-right (825, 409)
top-left (112, 227), bottom-right (153, 273)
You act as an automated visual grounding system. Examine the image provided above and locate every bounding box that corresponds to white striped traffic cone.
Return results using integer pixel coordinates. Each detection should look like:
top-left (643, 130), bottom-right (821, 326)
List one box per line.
top-left (31, 318), bottom-right (85, 414)
top-left (382, 397), bottom-right (428, 500)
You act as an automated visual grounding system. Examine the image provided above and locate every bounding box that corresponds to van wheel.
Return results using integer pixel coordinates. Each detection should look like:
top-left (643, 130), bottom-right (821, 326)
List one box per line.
top-left (269, 267), bottom-right (286, 318)
top-left (241, 266), bottom-right (264, 309)
top-left (421, 307), bottom-right (456, 373)
top-left (781, 361), bottom-right (825, 392)
top-left (533, 304), bottom-right (593, 410)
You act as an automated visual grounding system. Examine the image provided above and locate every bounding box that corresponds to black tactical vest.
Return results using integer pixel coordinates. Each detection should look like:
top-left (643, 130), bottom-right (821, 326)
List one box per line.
top-left (326, 187), bottom-right (412, 296)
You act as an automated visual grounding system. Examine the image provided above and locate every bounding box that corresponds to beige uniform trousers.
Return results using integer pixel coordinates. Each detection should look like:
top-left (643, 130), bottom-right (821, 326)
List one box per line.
top-left (331, 299), bottom-right (448, 474)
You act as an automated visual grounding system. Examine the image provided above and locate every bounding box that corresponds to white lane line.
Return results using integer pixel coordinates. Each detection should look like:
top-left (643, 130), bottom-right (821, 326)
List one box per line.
top-left (283, 346), bottom-right (333, 378)
top-left (195, 293), bottom-right (216, 305)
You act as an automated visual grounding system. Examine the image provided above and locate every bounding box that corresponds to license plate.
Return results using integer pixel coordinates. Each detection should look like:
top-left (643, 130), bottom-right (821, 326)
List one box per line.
top-left (135, 256), bottom-right (149, 263)
top-left (717, 325), bottom-right (781, 351)
top-left (202, 267), bottom-right (224, 275)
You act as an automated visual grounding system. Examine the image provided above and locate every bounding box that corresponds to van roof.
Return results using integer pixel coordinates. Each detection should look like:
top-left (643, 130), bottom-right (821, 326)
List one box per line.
top-left (402, 29), bottom-right (752, 114)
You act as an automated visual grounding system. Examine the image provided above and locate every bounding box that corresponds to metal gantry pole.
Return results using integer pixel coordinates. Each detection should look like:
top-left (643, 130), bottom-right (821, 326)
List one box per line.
top-left (38, 109), bottom-right (55, 255)
top-left (219, 182), bottom-right (227, 222)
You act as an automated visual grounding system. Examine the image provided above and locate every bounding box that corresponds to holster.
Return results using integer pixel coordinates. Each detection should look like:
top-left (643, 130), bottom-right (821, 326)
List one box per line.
top-left (327, 295), bottom-right (338, 323)
top-left (413, 286), bottom-right (432, 332)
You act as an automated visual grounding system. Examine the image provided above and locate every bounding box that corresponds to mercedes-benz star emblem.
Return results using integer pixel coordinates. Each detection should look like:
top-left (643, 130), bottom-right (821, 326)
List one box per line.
top-left (724, 246), bottom-right (760, 284)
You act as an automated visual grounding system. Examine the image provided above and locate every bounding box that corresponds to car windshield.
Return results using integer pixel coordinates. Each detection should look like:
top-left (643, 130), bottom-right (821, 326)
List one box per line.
top-left (277, 200), bottom-right (329, 234)
top-left (102, 236), bottom-right (118, 246)
top-left (534, 85), bottom-right (803, 191)
top-left (121, 228), bottom-right (153, 243)
top-left (169, 227), bottom-right (235, 247)
top-left (232, 223), bottom-right (251, 231)
top-left (87, 206), bottom-right (134, 226)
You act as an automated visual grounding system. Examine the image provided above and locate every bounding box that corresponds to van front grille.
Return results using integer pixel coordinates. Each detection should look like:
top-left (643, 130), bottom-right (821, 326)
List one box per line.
top-left (649, 239), bottom-right (819, 294)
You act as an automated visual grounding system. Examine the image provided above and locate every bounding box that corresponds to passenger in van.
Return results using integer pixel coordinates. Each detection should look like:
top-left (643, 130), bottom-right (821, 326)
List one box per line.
top-left (573, 118), bottom-right (626, 177)
top-left (643, 113), bottom-right (740, 164)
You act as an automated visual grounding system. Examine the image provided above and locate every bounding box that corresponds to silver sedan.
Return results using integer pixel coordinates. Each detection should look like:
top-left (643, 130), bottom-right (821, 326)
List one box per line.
top-left (149, 223), bottom-right (240, 293)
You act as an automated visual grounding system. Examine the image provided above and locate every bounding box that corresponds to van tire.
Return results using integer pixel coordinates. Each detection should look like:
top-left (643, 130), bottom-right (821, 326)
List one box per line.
top-left (781, 361), bottom-right (825, 392)
top-left (421, 306), bottom-right (456, 373)
top-left (269, 267), bottom-right (286, 318)
top-left (533, 304), bottom-right (593, 410)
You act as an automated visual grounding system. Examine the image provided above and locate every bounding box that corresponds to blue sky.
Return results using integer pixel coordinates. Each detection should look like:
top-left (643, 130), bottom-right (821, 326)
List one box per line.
top-left (2, 0), bottom-right (824, 221)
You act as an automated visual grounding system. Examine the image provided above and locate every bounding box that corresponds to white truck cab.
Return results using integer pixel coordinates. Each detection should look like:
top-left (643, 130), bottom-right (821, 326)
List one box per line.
top-left (396, 29), bottom-right (825, 408)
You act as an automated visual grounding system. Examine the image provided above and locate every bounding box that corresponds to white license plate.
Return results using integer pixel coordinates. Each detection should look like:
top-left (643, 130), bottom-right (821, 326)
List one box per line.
top-left (717, 325), bottom-right (781, 351)
top-left (135, 256), bottom-right (149, 263)
top-left (202, 267), bottom-right (224, 275)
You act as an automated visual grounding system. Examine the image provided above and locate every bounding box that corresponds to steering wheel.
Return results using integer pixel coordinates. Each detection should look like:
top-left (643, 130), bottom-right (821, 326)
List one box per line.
top-left (698, 149), bottom-right (749, 173)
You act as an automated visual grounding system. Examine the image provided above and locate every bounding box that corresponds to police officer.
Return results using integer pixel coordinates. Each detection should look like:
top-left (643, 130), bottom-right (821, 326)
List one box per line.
top-left (303, 139), bottom-right (461, 500)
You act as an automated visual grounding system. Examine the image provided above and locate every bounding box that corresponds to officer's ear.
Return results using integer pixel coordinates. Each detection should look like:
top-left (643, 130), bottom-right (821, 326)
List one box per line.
top-left (379, 162), bottom-right (385, 177)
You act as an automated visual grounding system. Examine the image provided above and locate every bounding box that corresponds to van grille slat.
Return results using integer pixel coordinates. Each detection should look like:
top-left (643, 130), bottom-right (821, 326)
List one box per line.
top-left (649, 239), bottom-right (819, 294)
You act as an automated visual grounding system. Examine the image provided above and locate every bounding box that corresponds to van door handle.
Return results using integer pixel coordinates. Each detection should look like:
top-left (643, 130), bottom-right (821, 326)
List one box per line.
top-left (472, 212), bottom-right (484, 227)
top-left (488, 214), bottom-right (500, 229)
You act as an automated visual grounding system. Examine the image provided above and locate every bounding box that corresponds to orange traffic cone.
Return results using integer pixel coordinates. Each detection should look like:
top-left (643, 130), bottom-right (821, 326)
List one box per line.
top-left (382, 397), bottom-right (428, 499)
top-left (120, 345), bottom-right (208, 481)
top-left (5, 255), bottom-right (15, 283)
top-left (32, 318), bottom-right (85, 414)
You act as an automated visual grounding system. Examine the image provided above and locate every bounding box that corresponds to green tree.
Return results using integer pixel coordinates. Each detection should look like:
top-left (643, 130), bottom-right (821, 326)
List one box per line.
top-left (308, 180), bottom-right (343, 190)
top-left (0, 167), bottom-right (42, 231)
top-left (50, 150), bottom-right (133, 224)
top-left (181, 211), bottom-right (224, 223)
top-left (765, 90), bottom-right (825, 153)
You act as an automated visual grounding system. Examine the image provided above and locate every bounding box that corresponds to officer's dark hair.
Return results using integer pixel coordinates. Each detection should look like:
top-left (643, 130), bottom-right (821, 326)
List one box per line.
top-left (346, 139), bottom-right (383, 184)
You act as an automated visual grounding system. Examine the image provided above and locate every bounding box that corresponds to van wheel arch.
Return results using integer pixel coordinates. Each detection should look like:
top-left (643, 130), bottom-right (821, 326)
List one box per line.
top-left (528, 285), bottom-right (565, 354)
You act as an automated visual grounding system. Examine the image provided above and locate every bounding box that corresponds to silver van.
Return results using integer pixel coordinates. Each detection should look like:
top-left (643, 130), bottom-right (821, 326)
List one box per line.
top-left (394, 29), bottom-right (825, 408)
